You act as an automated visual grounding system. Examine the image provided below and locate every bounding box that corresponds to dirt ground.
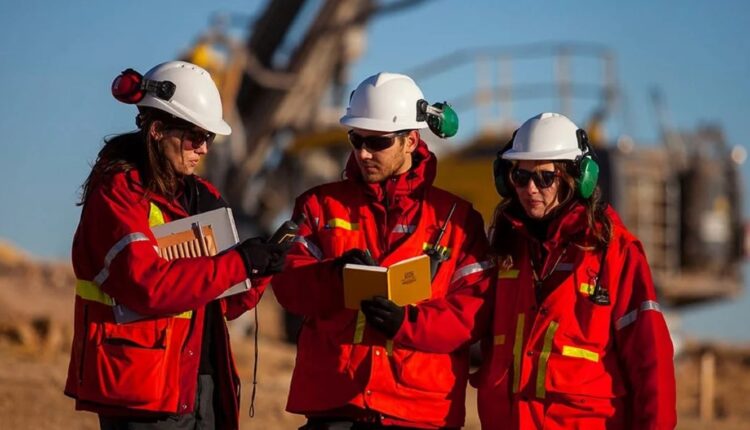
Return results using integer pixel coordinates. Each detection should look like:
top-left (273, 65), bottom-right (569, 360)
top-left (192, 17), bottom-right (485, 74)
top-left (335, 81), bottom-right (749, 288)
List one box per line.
top-left (1, 240), bottom-right (749, 429)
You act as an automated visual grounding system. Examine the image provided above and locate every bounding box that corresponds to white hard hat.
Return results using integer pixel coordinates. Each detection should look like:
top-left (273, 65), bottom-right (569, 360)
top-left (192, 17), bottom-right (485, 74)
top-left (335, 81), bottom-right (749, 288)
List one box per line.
top-left (503, 112), bottom-right (582, 160)
top-left (137, 61), bottom-right (231, 135)
top-left (340, 72), bottom-right (428, 132)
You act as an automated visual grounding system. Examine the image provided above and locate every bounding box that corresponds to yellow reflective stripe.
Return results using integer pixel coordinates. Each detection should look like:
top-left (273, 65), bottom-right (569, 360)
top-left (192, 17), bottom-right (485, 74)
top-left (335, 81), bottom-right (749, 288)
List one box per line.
top-left (579, 283), bottom-right (595, 295)
top-left (76, 279), bottom-right (114, 306)
top-left (76, 279), bottom-right (192, 319)
top-left (536, 321), bottom-right (559, 399)
top-left (494, 334), bottom-right (506, 345)
top-left (562, 345), bottom-right (599, 363)
top-left (148, 203), bottom-right (187, 319)
top-left (327, 218), bottom-right (358, 231)
top-left (512, 314), bottom-right (525, 393)
top-left (499, 269), bottom-right (520, 279)
top-left (385, 340), bottom-right (394, 356)
top-left (353, 311), bottom-right (366, 344)
top-left (148, 202), bottom-right (165, 227)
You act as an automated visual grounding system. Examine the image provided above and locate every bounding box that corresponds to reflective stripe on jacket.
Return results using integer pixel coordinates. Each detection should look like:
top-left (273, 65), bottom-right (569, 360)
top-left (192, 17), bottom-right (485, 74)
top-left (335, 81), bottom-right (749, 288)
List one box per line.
top-left (272, 141), bottom-right (495, 428)
top-left (473, 203), bottom-right (676, 430)
top-left (64, 170), bottom-right (262, 430)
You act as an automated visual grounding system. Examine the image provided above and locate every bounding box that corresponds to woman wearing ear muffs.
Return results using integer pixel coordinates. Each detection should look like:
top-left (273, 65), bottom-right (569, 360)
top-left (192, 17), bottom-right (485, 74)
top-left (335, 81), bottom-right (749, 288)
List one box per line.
top-left (471, 112), bottom-right (676, 429)
top-left (64, 61), bottom-right (290, 430)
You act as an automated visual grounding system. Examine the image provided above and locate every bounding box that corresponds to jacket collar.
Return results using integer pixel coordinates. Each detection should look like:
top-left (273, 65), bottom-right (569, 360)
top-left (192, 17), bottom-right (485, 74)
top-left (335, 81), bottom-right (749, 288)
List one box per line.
top-left (503, 200), bottom-right (593, 250)
top-left (123, 169), bottom-right (190, 218)
top-left (344, 139), bottom-right (436, 203)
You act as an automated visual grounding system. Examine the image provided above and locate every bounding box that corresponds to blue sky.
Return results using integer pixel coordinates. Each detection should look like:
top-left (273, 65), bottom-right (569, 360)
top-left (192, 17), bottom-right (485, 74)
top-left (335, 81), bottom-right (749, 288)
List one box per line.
top-left (1, 0), bottom-right (748, 342)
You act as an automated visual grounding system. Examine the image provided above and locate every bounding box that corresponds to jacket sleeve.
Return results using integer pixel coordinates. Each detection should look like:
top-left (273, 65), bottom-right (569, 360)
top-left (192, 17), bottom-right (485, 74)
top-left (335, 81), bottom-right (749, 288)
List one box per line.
top-left (270, 192), bottom-right (345, 318)
top-left (222, 276), bottom-right (268, 321)
top-left (394, 207), bottom-right (496, 353)
top-left (612, 239), bottom-right (677, 430)
top-left (83, 177), bottom-right (250, 316)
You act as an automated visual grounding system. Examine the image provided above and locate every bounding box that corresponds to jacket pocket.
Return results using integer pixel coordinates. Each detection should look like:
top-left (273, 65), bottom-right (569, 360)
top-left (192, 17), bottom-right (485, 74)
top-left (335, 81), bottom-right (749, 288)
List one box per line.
top-left (395, 349), bottom-right (459, 395)
top-left (545, 352), bottom-right (620, 398)
top-left (79, 317), bottom-right (175, 409)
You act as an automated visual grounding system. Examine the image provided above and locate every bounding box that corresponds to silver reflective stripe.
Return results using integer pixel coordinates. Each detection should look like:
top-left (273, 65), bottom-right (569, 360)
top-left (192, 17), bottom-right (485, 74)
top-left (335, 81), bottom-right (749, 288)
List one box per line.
top-left (640, 300), bottom-right (661, 312)
top-left (392, 224), bottom-right (416, 234)
top-left (293, 236), bottom-right (323, 261)
top-left (450, 260), bottom-right (495, 284)
top-left (615, 300), bottom-right (662, 330)
top-left (93, 232), bottom-right (150, 286)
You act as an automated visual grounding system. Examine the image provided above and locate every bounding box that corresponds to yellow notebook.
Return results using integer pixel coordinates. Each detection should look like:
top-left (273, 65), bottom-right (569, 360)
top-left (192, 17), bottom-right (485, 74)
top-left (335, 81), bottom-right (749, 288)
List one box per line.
top-left (343, 254), bottom-right (432, 310)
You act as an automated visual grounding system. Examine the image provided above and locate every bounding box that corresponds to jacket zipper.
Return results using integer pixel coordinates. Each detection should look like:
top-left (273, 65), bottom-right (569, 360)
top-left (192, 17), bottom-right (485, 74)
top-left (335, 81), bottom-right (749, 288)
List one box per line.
top-left (381, 185), bottom-right (390, 255)
top-left (78, 303), bottom-right (89, 384)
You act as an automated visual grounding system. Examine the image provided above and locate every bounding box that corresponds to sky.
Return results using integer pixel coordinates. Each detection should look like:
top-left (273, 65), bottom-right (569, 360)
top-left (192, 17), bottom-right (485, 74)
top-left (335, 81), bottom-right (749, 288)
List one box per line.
top-left (1, 0), bottom-right (749, 342)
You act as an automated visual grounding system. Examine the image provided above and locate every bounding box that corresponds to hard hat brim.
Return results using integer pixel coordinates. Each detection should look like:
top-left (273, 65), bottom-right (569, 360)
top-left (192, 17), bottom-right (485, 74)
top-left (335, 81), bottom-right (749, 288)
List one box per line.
top-left (502, 147), bottom-right (581, 161)
top-left (139, 97), bottom-right (232, 135)
top-left (340, 115), bottom-right (427, 133)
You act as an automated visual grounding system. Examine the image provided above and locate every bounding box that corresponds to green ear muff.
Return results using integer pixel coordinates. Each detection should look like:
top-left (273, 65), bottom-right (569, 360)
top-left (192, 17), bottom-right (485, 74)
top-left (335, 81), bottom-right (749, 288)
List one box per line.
top-left (427, 102), bottom-right (459, 138)
top-left (576, 156), bottom-right (599, 199)
top-left (417, 100), bottom-right (459, 138)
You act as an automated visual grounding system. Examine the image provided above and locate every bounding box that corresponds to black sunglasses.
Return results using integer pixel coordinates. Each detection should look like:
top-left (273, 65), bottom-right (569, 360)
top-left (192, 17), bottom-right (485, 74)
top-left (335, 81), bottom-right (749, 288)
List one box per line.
top-left (347, 130), bottom-right (408, 152)
top-left (170, 125), bottom-right (216, 149)
top-left (510, 168), bottom-right (559, 189)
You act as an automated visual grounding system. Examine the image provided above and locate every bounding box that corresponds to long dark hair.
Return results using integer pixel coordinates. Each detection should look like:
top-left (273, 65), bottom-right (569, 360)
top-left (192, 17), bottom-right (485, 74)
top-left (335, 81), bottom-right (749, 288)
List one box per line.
top-left (78, 108), bottom-right (185, 206)
top-left (489, 160), bottom-right (611, 249)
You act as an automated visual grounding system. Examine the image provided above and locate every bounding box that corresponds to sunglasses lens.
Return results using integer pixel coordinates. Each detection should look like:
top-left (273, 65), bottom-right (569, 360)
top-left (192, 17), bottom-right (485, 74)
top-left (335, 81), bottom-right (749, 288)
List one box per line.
top-left (348, 131), bottom-right (399, 152)
top-left (367, 136), bottom-right (396, 151)
top-left (348, 131), bottom-right (364, 150)
top-left (511, 169), bottom-right (532, 187)
top-left (538, 171), bottom-right (556, 188)
top-left (186, 130), bottom-right (215, 149)
top-left (511, 169), bottom-right (556, 188)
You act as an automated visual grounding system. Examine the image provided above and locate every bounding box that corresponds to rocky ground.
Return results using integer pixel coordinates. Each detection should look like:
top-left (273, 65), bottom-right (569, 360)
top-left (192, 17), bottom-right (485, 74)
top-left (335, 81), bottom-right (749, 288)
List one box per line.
top-left (0, 240), bottom-right (748, 429)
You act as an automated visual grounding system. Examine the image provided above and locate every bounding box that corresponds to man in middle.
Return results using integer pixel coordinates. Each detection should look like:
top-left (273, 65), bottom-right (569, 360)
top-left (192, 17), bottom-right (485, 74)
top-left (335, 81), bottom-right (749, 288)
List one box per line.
top-left (271, 72), bottom-right (495, 429)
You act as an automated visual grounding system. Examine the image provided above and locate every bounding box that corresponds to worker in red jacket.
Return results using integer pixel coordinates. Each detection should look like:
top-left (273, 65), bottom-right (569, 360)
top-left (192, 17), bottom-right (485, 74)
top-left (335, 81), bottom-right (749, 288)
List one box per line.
top-left (64, 61), bottom-right (289, 430)
top-left (473, 112), bottom-right (677, 429)
top-left (271, 72), bottom-right (496, 429)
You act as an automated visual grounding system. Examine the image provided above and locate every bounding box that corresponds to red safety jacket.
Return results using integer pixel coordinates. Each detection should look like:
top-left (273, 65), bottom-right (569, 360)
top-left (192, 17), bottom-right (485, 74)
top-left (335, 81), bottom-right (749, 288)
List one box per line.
top-left (271, 141), bottom-right (495, 428)
top-left (473, 202), bottom-right (676, 430)
top-left (64, 169), bottom-right (263, 430)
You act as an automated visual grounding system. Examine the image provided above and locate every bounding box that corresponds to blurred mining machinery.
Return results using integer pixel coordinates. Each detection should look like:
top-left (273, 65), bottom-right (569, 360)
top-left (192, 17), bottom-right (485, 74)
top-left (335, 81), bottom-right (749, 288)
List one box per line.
top-left (178, 2), bottom-right (747, 421)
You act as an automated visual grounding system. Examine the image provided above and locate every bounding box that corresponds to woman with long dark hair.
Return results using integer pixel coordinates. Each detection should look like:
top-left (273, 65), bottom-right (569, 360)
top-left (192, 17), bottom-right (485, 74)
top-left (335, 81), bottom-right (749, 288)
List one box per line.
top-left (473, 112), bottom-right (676, 429)
top-left (65, 61), bottom-right (288, 430)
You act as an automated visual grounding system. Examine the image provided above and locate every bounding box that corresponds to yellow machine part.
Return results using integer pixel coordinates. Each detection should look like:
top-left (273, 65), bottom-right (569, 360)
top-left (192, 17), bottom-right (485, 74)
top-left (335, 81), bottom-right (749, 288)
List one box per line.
top-left (435, 155), bottom-right (499, 226)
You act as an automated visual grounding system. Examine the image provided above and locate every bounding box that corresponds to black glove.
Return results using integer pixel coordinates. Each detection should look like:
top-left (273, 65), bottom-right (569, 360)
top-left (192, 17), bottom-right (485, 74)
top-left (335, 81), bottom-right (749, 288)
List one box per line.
top-left (236, 237), bottom-right (290, 277)
top-left (334, 248), bottom-right (377, 269)
top-left (360, 296), bottom-right (406, 339)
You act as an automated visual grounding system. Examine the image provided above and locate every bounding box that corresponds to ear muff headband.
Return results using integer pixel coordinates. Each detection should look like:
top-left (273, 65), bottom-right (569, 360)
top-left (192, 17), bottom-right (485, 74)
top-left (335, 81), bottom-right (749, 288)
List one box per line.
top-left (111, 68), bottom-right (176, 105)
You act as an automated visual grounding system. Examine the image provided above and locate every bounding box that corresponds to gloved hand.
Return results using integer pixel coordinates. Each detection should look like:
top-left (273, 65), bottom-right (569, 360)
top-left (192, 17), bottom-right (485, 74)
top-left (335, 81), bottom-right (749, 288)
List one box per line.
top-left (360, 296), bottom-right (406, 339)
top-left (236, 237), bottom-right (290, 277)
top-left (334, 248), bottom-right (377, 269)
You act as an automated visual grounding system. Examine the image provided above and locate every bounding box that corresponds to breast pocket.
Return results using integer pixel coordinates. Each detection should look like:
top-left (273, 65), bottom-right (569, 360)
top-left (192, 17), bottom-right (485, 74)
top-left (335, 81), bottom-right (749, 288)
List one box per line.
top-left (568, 285), bottom-right (615, 346)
